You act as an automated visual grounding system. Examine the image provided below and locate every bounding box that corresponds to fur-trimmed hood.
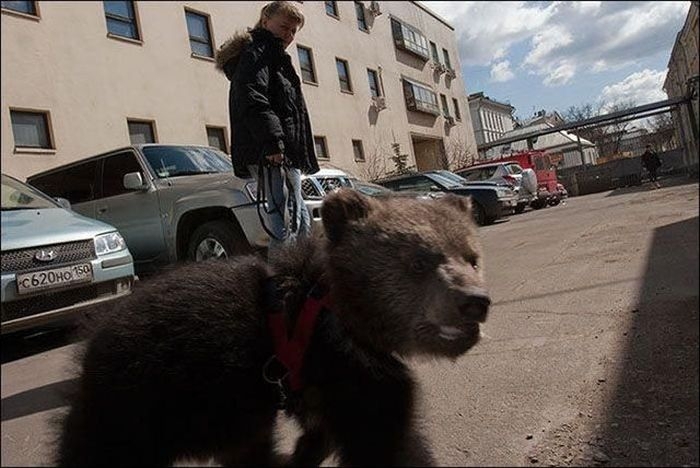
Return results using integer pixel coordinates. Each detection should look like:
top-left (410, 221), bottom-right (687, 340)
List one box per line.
top-left (215, 30), bottom-right (253, 80)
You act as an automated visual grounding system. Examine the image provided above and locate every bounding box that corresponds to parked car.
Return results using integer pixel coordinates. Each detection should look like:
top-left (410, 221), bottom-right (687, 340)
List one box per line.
top-left (349, 178), bottom-right (393, 197)
top-left (28, 145), bottom-right (268, 274)
top-left (375, 170), bottom-right (518, 225)
top-left (1, 173), bottom-right (135, 334)
top-left (455, 161), bottom-right (538, 213)
top-left (299, 168), bottom-right (354, 224)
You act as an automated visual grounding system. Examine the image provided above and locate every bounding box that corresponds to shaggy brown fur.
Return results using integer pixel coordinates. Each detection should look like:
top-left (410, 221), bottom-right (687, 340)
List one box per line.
top-left (54, 190), bottom-right (491, 466)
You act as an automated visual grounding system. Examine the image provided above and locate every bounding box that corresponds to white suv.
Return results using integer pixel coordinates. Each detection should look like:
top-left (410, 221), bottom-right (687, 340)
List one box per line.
top-left (456, 162), bottom-right (537, 214)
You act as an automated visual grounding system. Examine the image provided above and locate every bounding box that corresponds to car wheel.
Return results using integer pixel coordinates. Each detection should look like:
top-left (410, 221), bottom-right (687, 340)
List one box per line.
top-left (530, 198), bottom-right (547, 210)
top-left (472, 202), bottom-right (486, 226)
top-left (187, 220), bottom-right (250, 262)
top-left (548, 196), bottom-right (561, 206)
top-left (514, 203), bottom-right (527, 214)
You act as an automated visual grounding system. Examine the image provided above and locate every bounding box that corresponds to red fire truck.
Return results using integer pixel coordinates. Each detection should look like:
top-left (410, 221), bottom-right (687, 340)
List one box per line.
top-left (486, 150), bottom-right (567, 205)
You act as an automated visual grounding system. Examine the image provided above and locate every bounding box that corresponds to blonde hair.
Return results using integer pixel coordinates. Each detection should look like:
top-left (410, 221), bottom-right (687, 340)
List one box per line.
top-left (254, 1), bottom-right (305, 29)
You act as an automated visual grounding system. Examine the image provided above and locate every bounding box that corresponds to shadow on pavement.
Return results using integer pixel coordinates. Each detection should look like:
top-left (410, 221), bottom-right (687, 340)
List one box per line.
top-left (1, 377), bottom-right (77, 422)
top-left (1, 326), bottom-right (84, 365)
top-left (594, 216), bottom-right (699, 466)
top-left (605, 174), bottom-right (698, 197)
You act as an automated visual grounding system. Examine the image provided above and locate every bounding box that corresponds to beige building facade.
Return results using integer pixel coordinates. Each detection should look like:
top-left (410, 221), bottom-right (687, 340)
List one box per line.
top-left (663, 0), bottom-right (699, 173)
top-left (1, 1), bottom-right (477, 181)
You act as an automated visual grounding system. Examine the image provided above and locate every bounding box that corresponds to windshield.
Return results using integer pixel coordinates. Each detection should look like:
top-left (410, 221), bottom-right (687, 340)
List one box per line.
top-left (1, 174), bottom-right (59, 211)
top-left (426, 172), bottom-right (464, 189)
top-left (142, 146), bottom-right (233, 178)
top-left (435, 170), bottom-right (468, 185)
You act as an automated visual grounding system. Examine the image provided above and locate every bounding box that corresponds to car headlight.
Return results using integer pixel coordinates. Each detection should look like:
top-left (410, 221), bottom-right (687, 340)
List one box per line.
top-left (94, 232), bottom-right (127, 256)
top-left (496, 187), bottom-right (510, 198)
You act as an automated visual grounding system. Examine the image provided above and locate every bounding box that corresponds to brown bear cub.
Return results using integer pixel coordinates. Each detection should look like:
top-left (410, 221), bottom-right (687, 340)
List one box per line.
top-left (55, 189), bottom-right (491, 466)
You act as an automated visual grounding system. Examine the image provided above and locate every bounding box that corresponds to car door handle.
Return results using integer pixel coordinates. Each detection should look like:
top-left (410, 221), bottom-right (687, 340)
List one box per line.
top-left (97, 206), bottom-right (108, 214)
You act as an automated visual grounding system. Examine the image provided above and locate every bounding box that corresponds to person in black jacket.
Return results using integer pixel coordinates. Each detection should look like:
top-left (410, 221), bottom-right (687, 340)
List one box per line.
top-left (641, 144), bottom-right (662, 189)
top-left (216, 1), bottom-right (319, 257)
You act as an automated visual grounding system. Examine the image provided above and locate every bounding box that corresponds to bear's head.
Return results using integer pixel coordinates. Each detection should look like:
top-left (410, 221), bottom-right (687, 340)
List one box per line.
top-left (321, 189), bottom-right (490, 359)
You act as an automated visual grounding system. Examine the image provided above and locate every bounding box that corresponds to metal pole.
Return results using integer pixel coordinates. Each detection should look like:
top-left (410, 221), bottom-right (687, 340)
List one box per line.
top-left (576, 132), bottom-right (585, 165)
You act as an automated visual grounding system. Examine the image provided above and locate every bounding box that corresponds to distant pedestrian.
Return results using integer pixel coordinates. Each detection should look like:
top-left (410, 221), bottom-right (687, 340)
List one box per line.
top-left (641, 144), bottom-right (661, 189)
top-left (216, 1), bottom-right (319, 258)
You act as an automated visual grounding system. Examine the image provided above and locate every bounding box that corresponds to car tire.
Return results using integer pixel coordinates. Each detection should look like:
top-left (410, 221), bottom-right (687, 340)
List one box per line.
top-left (514, 203), bottom-right (527, 214)
top-left (187, 220), bottom-right (251, 262)
top-left (548, 196), bottom-right (561, 206)
top-left (530, 198), bottom-right (547, 210)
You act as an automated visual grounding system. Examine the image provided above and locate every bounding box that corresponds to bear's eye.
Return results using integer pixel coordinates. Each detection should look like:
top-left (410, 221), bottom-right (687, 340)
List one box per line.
top-left (465, 256), bottom-right (479, 270)
top-left (410, 252), bottom-right (441, 274)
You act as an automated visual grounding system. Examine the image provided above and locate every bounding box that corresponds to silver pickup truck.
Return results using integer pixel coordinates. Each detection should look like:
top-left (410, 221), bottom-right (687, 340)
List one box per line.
top-left (28, 145), bottom-right (270, 275)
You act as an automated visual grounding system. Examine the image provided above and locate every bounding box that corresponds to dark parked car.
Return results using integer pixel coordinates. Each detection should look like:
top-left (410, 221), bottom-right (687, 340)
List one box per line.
top-left (375, 171), bottom-right (517, 225)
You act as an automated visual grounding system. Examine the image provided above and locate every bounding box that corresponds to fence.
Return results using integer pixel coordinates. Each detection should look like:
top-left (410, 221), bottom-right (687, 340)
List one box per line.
top-left (557, 149), bottom-right (687, 196)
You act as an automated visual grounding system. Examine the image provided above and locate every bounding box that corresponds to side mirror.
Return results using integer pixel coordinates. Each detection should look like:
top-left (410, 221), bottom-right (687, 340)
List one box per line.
top-left (123, 172), bottom-right (147, 191)
top-left (55, 197), bottom-right (71, 210)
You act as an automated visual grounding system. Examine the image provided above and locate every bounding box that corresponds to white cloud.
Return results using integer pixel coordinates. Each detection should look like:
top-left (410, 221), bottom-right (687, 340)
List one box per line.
top-left (542, 61), bottom-right (576, 86)
top-left (598, 69), bottom-right (668, 109)
top-left (422, 1), bottom-right (689, 86)
top-left (422, 1), bottom-right (557, 66)
top-left (490, 60), bottom-right (515, 82)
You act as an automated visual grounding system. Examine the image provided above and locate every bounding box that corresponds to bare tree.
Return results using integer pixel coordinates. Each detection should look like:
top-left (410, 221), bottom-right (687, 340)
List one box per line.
top-left (360, 142), bottom-right (389, 182)
top-left (440, 134), bottom-right (476, 171)
top-left (645, 112), bottom-right (677, 151)
top-left (562, 100), bottom-right (637, 158)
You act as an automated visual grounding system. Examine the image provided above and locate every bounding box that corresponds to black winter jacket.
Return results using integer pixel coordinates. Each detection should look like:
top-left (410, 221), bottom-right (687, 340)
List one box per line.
top-left (216, 28), bottom-right (319, 178)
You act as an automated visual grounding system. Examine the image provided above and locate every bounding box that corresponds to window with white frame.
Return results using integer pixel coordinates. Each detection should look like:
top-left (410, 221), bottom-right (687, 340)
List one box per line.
top-left (104, 1), bottom-right (140, 40)
top-left (402, 79), bottom-right (439, 115)
top-left (185, 9), bottom-right (214, 57)
top-left (10, 109), bottom-right (53, 149)
top-left (128, 119), bottom-right (156, 144)
top-left (352, 139), bottom-right (365, 161)
top-left (2, 0), bottom-right (37, 16)
top-left (206, 126), bottom-right (227, 153)
top-left (390, 18), bottom-right (430, 60)
top-left (297, 45), bottom-right (317, 83)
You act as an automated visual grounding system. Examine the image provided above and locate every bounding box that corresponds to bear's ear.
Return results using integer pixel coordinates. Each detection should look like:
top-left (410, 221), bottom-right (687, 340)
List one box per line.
top-left (440, 193), bottom-right (472, 215)
top-left (322, 188), bottom-right (374, 242)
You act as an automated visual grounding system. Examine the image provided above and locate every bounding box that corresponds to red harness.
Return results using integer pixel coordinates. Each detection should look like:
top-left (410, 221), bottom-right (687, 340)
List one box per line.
top-left (267, 288), bottom-right (331, 392)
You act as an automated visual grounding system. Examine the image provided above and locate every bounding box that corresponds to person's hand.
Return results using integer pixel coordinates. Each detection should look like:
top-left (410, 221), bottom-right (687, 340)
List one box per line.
top-left (266, 153), bottom-right (285, 166)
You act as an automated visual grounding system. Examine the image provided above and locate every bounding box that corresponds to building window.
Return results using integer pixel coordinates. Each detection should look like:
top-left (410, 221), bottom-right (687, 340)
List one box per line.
top-left (336, 58), bottom-right (352, 93)
top-left (185, 9), bottom-right (214, 58)
top-left (355, 2), bottom-right (367, 31)
top-left (297, 45), bottom-right (317, 84)
top-left (352, 139), bottom-right (365, 161)
top-left (104, 1), bottom-right (140, 40)
top-left (442, 48), bottom-right (452, 70)
top-left (452, 98), bottom-right (461, 120)
top-left (430, 41), bottom-right (440, 63)
top-left (206, 126), bottom-right (228, 153)
top-left (325, 1), bottom-right (338, 17)
top-left (1, 0), bottom-right (37, 16)
top-left (314, 136), bottom-right (329, 159)
top-left (10, 109), bottom-right (53, 149)
top-left (440, 94), bottom-right (450, 118)
top-left (367, 68), bottom-right (381, 98)
top-left (402, 79), bottom-right (439, 115)
top-left (391, 18), bottom-right (430, 60)
top-left (128, 119), bottom-right (156, 144)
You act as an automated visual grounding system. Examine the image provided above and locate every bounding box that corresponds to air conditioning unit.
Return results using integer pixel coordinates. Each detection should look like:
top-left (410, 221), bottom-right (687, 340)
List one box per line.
top-left (372, 95), bottom-right (387, 110)
top-left (431, 61), bottom-right (446, 74)
top-left (368, 1), bottom-right (382, 16)
top-left (445, 116), bottom-right (455, 126)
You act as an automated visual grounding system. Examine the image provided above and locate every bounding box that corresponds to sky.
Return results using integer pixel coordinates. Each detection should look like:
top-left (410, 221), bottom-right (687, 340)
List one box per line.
top-left (420, 1), bottom-right (691, 121)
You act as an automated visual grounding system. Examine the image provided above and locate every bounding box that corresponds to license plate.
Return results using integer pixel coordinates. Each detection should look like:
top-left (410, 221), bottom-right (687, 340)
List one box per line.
top-left (16, 263), bottom-right (93, 295)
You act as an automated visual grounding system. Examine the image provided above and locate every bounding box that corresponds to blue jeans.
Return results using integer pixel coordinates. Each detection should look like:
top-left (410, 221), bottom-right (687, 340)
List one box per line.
top-left (248, 164), bottom-right (311, 258)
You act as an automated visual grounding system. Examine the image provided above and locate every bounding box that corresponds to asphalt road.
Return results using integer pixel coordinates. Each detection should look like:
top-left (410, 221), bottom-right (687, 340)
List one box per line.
top-left (2, 176), bottom-right (698, 467)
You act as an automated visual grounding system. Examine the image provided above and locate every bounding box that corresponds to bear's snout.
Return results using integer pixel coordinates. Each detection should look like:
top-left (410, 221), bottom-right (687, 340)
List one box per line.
top-left (457, 287), bottom-right (491, 323)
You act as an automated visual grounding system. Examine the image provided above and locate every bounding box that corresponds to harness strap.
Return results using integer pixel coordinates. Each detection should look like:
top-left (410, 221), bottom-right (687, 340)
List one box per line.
top-left (267, 288), bottom-right (330, 392)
